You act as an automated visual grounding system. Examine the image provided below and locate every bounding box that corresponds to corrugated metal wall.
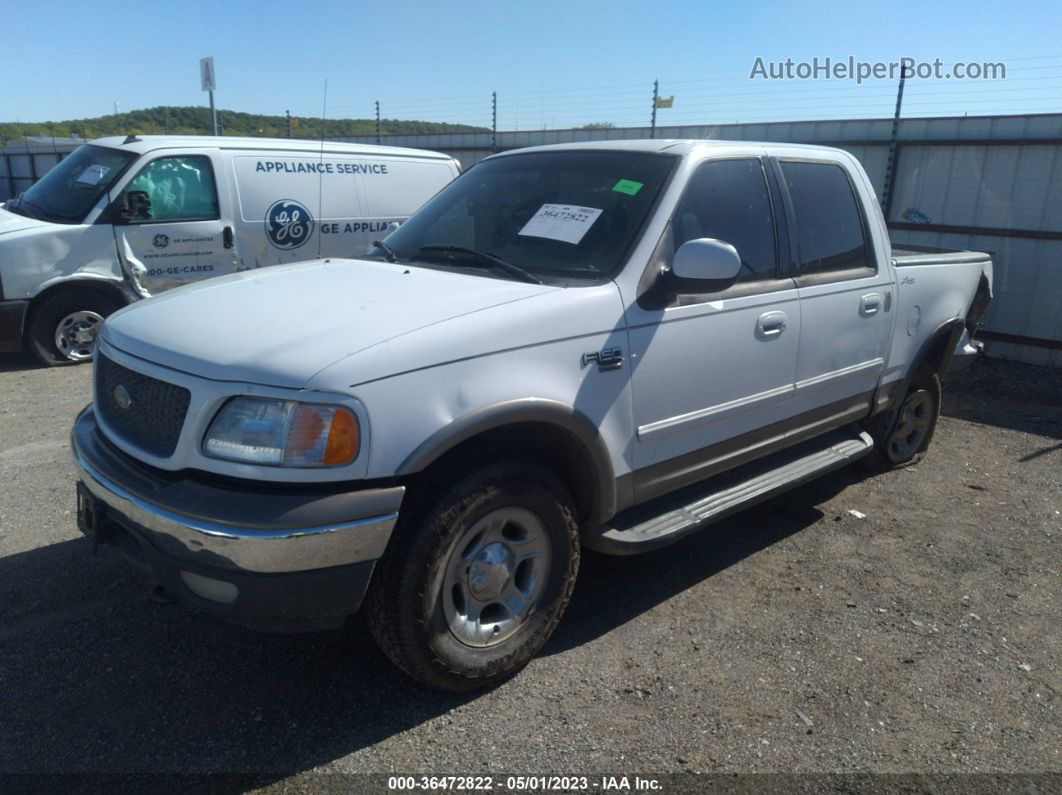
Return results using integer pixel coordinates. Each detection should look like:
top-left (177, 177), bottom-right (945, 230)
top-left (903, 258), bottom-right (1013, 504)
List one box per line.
top-left (0, 147), bottom-right (68, 200)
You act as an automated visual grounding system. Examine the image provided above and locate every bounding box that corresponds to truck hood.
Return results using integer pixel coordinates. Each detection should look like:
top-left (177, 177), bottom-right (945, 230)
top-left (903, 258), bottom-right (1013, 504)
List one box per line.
top-left (0, 205), bottom-right (51, 237)
top-left (102, 258), bottom-right (558, 388)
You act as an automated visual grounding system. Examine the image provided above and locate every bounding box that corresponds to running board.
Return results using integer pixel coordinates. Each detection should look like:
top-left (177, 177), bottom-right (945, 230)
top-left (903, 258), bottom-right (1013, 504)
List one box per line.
top-left (587, 428), bottom-right (874, 555)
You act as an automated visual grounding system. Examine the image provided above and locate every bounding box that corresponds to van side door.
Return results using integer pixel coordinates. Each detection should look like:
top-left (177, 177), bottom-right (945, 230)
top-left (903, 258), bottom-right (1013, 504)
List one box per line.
top-left (773, 157), bottom-right (894, 426)
top-left (626, 157), bottom-right (801, 503)
top-left (111, 151), bottom-right (238, 295)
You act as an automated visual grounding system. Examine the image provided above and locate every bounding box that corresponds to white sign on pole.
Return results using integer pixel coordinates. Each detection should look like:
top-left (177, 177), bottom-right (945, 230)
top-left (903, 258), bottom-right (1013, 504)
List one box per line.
top-left (200, 57), bottom-right (216, 92)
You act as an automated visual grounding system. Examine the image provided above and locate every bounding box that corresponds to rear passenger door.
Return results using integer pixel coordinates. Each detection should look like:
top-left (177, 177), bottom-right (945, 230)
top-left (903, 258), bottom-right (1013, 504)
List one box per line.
top-left (775, 157), bottom-right (893, 424)
top-left (627, 157), bottom-right (801, 501)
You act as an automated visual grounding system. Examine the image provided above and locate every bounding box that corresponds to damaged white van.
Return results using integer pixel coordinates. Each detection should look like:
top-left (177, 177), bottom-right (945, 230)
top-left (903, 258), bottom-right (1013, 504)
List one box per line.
top-left (0, 136), bottom-right (460, 364)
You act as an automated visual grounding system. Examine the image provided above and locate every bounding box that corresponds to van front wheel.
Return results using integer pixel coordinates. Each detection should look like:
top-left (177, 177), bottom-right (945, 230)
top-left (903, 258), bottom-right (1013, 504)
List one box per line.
top-left (27, 289), bottom-right (122, 366)
top-left (366, 460), bottom-right (580, 692)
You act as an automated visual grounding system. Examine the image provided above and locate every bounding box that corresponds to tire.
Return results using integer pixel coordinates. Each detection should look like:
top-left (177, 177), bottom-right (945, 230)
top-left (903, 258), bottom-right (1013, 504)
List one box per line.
top-left (366, 459), bottom-right (580, 692)
top-left (863, 366), bottom-right (942, 470)
top-left (27, 288), bottom-right (122, 366)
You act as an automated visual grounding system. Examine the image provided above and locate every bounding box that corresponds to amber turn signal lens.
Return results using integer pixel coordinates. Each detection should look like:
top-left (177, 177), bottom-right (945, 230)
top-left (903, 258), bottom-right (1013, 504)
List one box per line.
top-left (323, 407), bottom-right (359, 465)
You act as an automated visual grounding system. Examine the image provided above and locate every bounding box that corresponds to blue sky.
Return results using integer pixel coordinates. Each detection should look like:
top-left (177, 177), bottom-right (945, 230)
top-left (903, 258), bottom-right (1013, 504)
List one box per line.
top-left (6, 0), bottom-right (1061, 129)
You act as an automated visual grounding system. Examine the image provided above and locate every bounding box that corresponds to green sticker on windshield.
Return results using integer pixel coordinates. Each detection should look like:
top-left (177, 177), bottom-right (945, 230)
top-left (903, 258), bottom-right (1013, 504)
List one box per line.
top-left (612, 179), bottom-right (644, 196)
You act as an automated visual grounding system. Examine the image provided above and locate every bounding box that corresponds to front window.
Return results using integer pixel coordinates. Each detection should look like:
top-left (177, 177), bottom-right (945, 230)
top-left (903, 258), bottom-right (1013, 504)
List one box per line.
top-left (121, 155), bottom-right (220, 223)
top-left (672, 159), bottom-right (778, 282)
top-left (380, 150), bottom-right (677, 279)
top-left (9, 144), bottom-right (137, 224)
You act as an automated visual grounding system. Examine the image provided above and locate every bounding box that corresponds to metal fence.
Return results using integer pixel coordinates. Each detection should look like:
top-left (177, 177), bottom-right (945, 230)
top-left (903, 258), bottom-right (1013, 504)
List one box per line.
top-left (0, 139), bottom-right (79, 201)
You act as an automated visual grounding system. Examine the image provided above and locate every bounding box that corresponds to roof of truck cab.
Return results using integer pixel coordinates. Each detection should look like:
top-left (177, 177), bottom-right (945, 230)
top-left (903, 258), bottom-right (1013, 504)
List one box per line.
top-left (88, 135), bottom-right (455, 161)
top-left (487, 139), bottom-right (846, 158)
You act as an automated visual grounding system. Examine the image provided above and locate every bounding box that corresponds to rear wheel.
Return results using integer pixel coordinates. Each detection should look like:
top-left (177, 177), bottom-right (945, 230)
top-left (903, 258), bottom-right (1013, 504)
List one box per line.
top-left (864, 366), bottom-right (941, 469)
top-left (27, 288), bottom-right (122, 366)
top-left (366, 460), bottom-right (579, 692)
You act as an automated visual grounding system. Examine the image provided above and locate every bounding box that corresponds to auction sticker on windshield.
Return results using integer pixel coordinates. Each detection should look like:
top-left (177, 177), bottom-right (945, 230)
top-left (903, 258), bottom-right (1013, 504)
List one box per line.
top-left (76, 164), bottom-right (110, 186)
top-left (518, 203), bottom-right (603, 245)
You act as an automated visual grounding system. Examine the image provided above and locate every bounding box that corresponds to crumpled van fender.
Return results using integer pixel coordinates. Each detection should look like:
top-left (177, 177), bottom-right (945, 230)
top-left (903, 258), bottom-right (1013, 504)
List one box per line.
top-left (31, 271), bottom-right (137, 305)
top-left (396, 398), bottom-right (619, 527)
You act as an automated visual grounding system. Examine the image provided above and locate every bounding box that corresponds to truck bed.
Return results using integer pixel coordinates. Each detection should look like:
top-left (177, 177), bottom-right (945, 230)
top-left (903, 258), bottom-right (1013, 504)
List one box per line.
top-left (891, 243), bottom-right (992, 267)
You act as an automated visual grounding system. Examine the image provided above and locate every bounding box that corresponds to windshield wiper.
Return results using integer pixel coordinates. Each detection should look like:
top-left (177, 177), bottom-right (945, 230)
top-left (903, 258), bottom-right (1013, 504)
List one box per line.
top-left (416, 245), bottom-right (543, 285)
top-left (372, 239), bottom-right (400, 263)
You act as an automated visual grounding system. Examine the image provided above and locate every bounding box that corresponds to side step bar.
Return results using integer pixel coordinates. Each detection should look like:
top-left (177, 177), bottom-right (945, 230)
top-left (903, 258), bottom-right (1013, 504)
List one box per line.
top-left (586, 428), bottom-right (874, 555)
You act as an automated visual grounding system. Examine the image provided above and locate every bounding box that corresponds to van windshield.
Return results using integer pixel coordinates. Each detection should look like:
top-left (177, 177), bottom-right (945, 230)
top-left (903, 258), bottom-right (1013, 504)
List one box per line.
top-left (379, 150), bottom-right (676, 279)
top-left (8, 144), bottom-right (137, 225)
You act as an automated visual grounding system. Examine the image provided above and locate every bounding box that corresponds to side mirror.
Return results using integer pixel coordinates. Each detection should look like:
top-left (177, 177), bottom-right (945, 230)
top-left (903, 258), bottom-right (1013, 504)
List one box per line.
top-left (671, 238), bottom-right (742, 286)
top-left (386, 221), bottom-right (401, 233)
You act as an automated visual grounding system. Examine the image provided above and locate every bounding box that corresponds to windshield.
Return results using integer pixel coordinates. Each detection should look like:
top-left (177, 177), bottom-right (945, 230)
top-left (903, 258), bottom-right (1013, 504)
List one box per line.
top-left (380, 150), bottom-right (676, 279)
top-left (11, 144), bottom-right (137, 224)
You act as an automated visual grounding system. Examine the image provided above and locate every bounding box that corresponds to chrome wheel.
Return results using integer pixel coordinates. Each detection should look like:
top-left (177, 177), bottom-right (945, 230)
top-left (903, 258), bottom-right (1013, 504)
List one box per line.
top-left (441, 506), bottom-right (551, 648)
top-left (886, 389), bottom-right (934, 462)
top-left (54, 310), bottom-right (104, 361)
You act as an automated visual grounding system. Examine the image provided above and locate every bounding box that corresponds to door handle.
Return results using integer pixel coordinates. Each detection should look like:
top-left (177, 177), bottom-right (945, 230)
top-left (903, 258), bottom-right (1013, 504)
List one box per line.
top-left (757, 310), bottom-right (788, 338)
top-left (223, 226), bottom-right (234, 249)
top-left (860, 292), bottom-right (882, 315)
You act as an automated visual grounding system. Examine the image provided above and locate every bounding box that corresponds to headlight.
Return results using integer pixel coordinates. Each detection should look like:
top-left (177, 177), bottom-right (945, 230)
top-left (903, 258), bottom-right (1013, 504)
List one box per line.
top-left (203, 397), bottom-right (359, 467)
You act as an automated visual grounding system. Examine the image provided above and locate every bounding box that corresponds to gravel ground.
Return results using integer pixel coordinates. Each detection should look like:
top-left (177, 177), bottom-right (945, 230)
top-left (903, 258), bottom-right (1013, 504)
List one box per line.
top-left (0, 353), bottom-right (1058, 786)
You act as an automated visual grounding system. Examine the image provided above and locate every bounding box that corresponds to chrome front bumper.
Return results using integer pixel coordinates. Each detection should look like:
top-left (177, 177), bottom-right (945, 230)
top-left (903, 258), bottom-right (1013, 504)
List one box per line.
top-left (71, 407), bottom-right (404, 575)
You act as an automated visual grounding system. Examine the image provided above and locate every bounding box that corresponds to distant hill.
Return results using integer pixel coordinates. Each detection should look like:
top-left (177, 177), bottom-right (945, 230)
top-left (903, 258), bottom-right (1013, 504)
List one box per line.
top-left (0, 106), bottom-right (488, 142)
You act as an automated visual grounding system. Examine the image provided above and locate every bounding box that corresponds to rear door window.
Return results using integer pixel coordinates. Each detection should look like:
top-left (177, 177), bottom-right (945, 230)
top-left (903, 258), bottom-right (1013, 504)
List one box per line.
top-left (780, 161), bottom-right (872, 275)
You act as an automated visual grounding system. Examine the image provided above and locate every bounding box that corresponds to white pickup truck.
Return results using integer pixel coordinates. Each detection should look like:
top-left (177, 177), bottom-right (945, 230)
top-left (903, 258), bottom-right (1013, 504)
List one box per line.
top-left (71, 140), bottom-right (992, 691)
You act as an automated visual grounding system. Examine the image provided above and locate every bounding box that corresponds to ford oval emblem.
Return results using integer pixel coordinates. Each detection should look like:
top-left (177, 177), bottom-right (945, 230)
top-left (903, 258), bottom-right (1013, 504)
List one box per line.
top-left (113, 384), bottom-right (133, 410)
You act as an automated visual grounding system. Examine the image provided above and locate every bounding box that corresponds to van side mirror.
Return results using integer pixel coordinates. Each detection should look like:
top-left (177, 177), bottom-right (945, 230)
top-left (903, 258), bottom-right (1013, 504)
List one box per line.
top-left (671, 238), bottom-right (742, 286)
top-left (112, 190), bottom-right (152, 223)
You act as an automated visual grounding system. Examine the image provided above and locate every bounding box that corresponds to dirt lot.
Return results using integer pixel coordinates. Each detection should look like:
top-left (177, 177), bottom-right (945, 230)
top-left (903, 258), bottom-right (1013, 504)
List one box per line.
top-left (0, 353), bottom-right (1058, 786)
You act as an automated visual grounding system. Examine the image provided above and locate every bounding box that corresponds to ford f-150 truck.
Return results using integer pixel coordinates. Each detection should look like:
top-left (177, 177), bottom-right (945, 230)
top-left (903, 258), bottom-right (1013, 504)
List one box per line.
top-left (71, 140), bottom-right (992, 691)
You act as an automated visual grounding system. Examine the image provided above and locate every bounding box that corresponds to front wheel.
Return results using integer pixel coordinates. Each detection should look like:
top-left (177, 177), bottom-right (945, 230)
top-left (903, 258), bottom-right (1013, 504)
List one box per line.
top-left (366, 460), bottom-right (580, 692)
top-left (27, 288), bottom-right (123, 366)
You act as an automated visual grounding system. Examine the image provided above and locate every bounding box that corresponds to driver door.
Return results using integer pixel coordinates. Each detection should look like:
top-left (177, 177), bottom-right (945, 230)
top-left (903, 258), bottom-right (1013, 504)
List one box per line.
top-left (626, 157), bottom-right (801, 502)
top-left (111, 152), bottom-right (238, 295)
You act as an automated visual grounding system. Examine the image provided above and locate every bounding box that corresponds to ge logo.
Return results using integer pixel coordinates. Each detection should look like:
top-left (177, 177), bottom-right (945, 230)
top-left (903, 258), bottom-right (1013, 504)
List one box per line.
top-left (153, 234), bottom-right (169, 249)
top-left (265, 199), bottom-right (314, 249)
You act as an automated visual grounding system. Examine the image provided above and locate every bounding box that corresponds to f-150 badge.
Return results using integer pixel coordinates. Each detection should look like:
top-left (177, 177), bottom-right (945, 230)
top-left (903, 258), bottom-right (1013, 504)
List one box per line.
top-left (582, 347), bottom-right (624, 371)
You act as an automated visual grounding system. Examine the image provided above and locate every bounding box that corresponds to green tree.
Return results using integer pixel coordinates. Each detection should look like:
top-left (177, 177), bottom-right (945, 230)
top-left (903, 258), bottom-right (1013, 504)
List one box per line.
top-left (0, 106), bottom-right (488, 143)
